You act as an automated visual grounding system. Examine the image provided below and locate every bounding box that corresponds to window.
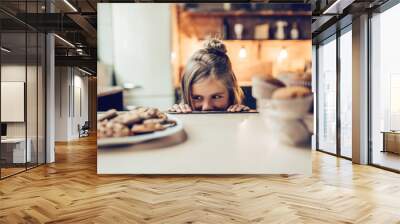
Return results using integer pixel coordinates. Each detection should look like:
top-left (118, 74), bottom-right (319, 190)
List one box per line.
top-left (0, 2), bottom-right (47, 179)
top-left (339, 28), bottom-right (352, 158)
top-left (317, 36), bottom-right (337, 154)
top-left (370, 2), bottom-right (400, 171)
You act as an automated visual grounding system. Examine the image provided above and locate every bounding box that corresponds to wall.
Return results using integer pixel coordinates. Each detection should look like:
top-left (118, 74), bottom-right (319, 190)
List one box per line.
top-left (98, 4), bottom-right (114, 67)
top-left (97, 4), bottom-right (114, 92)
top-left (98, 3), bottom-right (175, 110)
top-left (55, 67), bottom-right (89, 141)
top-left (1, 65), bottom-right (26, 138)
top-left (176, 39), bottom-right (311, 85)
top-left (173, 5), bottom-right (312, 86)
top-left (1, 65), bottom-right (41, 139)
top-left (54, 67), bottom-right (69, 141)
top-left (1, 63), bottom-right (46, 165)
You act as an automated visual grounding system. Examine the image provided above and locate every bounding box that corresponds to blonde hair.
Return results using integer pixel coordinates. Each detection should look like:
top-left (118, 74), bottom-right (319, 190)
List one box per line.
top-left (181, 38), bottom-right (244, 108)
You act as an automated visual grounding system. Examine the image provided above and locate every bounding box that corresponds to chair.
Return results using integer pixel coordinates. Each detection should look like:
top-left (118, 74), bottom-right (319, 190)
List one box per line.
top-left (78, 121), bottom-right (90, 138)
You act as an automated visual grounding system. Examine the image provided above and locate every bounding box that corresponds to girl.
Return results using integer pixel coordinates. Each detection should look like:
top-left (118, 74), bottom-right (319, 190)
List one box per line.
top-left (169, 38), bottom-right (250, 113)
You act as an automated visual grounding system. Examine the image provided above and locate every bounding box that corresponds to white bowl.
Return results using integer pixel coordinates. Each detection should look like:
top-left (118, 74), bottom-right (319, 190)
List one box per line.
top-left (252, 76), bottom-right (282, 99)
top-left (276, 73), bottom-right (311, 88)
top-left (264, 116), bottom-right (311, 146)
top-left (303, 114), bottom-right (314, 134)
top-left (260, 94), bottom-right (313, 120)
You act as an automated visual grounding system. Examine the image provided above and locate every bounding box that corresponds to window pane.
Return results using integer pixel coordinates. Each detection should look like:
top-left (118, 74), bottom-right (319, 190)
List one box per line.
top-left (1, 31), bottom-right (28, 178)
top-left (27, 31), bottom-right (38, 169)
top-left (340, 29), bottom-right (352, 158)
top-left (318, 37), bottom-right (337, 154)
top-left (38, 33), bottom-right (46, 165)
top-left (371, 4), bottom-right (400, 171)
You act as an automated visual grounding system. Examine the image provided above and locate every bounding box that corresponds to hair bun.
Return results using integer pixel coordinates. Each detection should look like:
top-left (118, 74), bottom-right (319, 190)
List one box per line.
top-left (203, 38), bottom-right (227, 55)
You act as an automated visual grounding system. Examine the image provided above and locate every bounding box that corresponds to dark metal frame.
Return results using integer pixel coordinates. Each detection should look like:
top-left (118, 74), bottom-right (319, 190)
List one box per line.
top-left (315, 0), bottom-right (400, 173)
top-left (338, 23), bottom-right (353, 161)
top-left (44, 0), bottom-right (47, 167)
top-left (367, 10), bottom-right (373, 166)
top-left (25, 1), bottom-right (28, 172)
top-left (336, 21), bottom-right (341, 158)
top-left (315, 20), bottom-right (353, 162)
top-left (315, 32), bottom-right (339, 156)
top-left (315, 44), bottom-right (319, 151)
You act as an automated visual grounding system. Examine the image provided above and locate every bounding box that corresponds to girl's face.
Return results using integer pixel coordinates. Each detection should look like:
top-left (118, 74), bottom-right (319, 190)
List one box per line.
top-left (190, 77), bottom-right (230, 111)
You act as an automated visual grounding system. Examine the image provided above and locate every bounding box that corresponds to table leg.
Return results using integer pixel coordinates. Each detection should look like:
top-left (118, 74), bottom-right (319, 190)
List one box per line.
top-left (382, 133), bottom-right (386, 153)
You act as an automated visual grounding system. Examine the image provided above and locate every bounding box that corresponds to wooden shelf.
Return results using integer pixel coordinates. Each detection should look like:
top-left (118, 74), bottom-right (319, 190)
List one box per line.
top-left (222, 39), bottom-right (310, 41)
top-left (182, 10), bottom-right (311, 17)
top-left (198, 38), bottom-right (311, 42)
top-left (197, 39), bottom-right (311, 43)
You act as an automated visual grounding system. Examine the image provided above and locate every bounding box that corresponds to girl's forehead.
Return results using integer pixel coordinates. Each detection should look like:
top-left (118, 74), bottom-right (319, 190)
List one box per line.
top-left (193, 76), bottom-right (223, 85)
top-left (192, 77), bottom-right (227, 92)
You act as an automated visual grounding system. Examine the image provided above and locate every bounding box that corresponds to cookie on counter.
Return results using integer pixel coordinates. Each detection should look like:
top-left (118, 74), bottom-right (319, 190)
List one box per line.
top-left (98, 120), bottom-right (131, 138)
top-left (272, 86), bottom-right (311, 100)
top-left (97, 109), bottom-right (118, 121)
top-left (97, 107), bottom-right (176, 139)
top-left (264, 77), bottom-right (286, 88)
top-left (143, 117), bottom-right (168, 125)
top-left (131, 122), bottom-right (165, 134)
top-left (113, 112), bottom-right (142, 126)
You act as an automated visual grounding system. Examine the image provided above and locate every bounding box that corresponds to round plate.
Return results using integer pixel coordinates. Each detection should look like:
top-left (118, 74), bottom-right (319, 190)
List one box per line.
top-left (98, 115), bottom-right (183, 147)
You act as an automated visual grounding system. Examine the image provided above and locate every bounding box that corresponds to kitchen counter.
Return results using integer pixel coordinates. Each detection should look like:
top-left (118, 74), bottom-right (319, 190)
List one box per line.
top-left (97, 113), bottom-right (311, 175)
top-left (97, 86), bottom-right (123, 97)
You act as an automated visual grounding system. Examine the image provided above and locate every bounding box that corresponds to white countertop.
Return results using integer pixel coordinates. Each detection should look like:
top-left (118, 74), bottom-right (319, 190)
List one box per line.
top-left (97, 113), bottom-right (311, 175)
top-left (97, 86), bottom-right (123, 97)
top-left (1, 137), bottom-right (30, 143)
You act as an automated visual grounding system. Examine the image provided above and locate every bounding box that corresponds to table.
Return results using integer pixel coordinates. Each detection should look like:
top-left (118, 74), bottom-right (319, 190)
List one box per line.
top-left (98, 113), bottom-right (311, 175)
top-left (1, 138), bottom-right (32, 164)
top-left (381, 131), bottom-right (400, 154)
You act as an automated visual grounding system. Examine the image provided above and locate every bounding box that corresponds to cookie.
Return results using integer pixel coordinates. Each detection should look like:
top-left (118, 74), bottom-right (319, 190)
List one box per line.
top-left (98, 120), bottom-right (131, 138)
top-left (97, 109), bottom-right (118, 121)
top-left (114, 112), bottom-right (142, 126)
top-left (112, 122), bottom-right (131, 137)
top-left (131, 123), bottom-right (165, 134)
top-left (98, 107), bottom-right (173, 139)
top-left (135, 107), bottom-right (149, 114)
top-left (158, 112), bottom-right (168, 119)
top-left (143, 117), bottom-right (167, 125)
top-left (272, 86), bottom-right (311, 100)
top-left (146, 108), bottom-right (160, 118)
top-left (138, 109), bottom-right (160, 120)
top-left (265, 78), bottom-right (285, 88)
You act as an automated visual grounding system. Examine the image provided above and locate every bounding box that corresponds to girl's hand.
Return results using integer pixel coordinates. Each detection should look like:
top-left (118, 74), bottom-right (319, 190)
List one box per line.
top-left (227, 104), bottom-right (250, 112)
top-left (168, 104), bottom-right (192, 113)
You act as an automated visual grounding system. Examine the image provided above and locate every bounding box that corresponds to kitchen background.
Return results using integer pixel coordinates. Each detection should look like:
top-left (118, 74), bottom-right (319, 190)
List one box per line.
top-left (97, 3), bottom-right (311, 111)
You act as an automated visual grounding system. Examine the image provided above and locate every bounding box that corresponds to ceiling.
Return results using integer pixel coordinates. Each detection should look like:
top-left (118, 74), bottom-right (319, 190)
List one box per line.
top-left (310, 0), bottom-right (390, 42)
top-left (0, 0), bottom-right (99, 72)
top-left (1, 0), bottom-right (392, 73)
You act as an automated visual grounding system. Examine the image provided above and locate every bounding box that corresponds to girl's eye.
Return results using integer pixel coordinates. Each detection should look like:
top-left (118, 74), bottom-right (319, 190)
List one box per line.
top-left (192, 96), bottom-right (202, 101)
top-left (212, 95), bottom-right (223, 99)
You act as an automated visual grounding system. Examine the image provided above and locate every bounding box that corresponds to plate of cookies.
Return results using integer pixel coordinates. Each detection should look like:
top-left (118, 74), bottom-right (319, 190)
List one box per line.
top-left (97, 107), bottom-right (183, 147)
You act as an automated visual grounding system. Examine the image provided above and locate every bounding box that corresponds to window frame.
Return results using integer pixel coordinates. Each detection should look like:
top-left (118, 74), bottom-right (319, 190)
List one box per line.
top-left (314, 19), bottom-right (353, 161)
